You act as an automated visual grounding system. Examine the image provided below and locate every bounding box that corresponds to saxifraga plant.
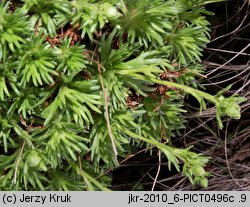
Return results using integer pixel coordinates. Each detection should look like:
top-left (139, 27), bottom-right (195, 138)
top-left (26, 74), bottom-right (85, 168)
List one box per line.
top-left (0, 0), bottom-right (246, 190)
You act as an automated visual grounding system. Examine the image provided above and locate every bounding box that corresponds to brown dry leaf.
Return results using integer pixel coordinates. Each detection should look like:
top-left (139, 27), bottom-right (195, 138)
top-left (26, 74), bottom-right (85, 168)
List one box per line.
top-left (230, 142), bottom-right (250, 162)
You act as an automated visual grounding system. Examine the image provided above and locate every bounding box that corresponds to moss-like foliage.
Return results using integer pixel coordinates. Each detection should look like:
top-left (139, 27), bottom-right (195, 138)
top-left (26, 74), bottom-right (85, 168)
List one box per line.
top-left (0, 0), bottom-right (245, 190)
